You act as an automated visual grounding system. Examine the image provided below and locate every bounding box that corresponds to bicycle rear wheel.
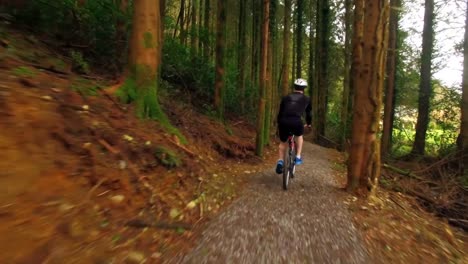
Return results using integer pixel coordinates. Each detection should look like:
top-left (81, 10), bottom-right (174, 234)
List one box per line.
top-left (290, 148), bottom-right (296, 179)
top-left (283, 147), bottom-right (291, 190)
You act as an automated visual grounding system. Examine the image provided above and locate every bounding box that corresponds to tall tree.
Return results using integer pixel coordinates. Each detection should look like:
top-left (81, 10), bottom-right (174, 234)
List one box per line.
top-left (314, 0), bottom-right (330, 141)
top-left (281, 0), bottom-right (292, 96)
top-left (197, 0), bottom-right (203, 52)
top-left (121, 0), bottom-right (163, 119)
top-left (251, 0), bottom-right (261, 104)
top-left (256, 0), bottom-right (270, 156)
top-left (411, 0), bottom-right (435, 156)
top-left (381, 0), bottom-right (401, 157)
top-left (214, 0), bottom-right (226, 119)
top-left (203, 0), bottom-right (210, 58)
top-left (264, 0), bottom-right (277, 146)
top-left (460, 0), bottom-right (468, 175)
top-left (191, 0), bottom-right (198, 55)
top-left (308, 0), bottom-right (315, 103)
top-left (340, 0), bottom-right (352, 150)
top-left (174, 0), bottom-right (186, 40)
top-left (295, 0), bottom-right (304, 78)
top-left (117, 0), bottom-right (183, 144)
top-left (347, 0), bottom-right (389, 194)
top-left (238, 0), bottom-right (247, 112)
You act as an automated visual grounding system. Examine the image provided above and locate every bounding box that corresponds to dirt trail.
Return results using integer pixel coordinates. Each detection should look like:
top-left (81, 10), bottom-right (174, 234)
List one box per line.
top-left (173, 143), bottom-right (368, 263)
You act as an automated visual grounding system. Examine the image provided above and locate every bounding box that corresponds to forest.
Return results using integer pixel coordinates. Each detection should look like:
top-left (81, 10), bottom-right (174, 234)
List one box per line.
top-left (0, 0), bottom-right (467, 262)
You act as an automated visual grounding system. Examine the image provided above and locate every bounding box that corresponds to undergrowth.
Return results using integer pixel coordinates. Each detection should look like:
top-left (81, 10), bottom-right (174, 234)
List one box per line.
top-left (154, 146), bottom-right (182, 168)
top-left (12, 66), bottom-right (36, 78)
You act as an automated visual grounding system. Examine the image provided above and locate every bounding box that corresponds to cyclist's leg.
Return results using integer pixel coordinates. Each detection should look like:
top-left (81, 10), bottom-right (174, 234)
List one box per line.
top-left (296, 135), bottom-right (304, 157)
top-left (291, 120), bottom-right (305, 164)
top-left (276, 121), bottom-right (289, 173)
top-left (277, 121), bottom-right (290, 160)
top-left (278, 141), bottom-right (287, 161)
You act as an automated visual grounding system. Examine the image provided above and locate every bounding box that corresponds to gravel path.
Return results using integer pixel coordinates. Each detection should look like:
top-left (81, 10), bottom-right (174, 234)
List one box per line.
top-left (174, 143), bottom-right (368, 263)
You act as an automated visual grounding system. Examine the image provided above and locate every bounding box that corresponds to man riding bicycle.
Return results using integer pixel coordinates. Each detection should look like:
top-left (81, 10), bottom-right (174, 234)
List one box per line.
top-left (276, 78), bottom-right (312, 174)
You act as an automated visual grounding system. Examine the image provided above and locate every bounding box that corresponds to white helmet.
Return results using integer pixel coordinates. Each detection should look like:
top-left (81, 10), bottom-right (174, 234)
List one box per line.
top-left (294, 78), bottom-right (307, 90)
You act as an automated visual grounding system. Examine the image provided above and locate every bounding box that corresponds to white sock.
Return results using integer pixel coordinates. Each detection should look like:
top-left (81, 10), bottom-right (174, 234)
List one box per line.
top-left (296, 155), bottom-right (301, 159)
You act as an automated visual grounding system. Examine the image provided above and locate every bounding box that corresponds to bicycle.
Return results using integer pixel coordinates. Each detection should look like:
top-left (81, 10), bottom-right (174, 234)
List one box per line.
top-left (283, 134), bottom-right (296, 190)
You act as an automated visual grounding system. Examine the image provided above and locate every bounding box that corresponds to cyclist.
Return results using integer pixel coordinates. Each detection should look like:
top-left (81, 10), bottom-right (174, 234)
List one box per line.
top-left (276, 78), bottom-right (312, 174)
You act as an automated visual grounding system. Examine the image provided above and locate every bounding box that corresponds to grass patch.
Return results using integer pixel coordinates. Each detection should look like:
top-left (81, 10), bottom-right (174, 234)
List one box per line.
top-left (70, 77), bottom-right (101, 96)
top-left (154, 146), bottom-right (182, 168)
top-left (12, 66), bottom-right (36, 78)
top-left (225, 125), bottom-right (233, 136)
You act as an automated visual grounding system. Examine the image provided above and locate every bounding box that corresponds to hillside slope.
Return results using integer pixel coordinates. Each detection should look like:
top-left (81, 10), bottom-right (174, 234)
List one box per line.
top-left (0, 26), bottom-right (275, 263)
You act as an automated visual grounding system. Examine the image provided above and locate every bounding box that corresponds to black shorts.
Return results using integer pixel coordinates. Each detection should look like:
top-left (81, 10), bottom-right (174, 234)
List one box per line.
top-left (278, 119), bottom-right (304, 142)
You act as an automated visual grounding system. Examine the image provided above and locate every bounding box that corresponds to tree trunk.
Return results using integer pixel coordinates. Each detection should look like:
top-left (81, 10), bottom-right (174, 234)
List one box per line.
top-left (264, 0), bottom-right (277, 146)
top-left (214, 0), bottom-right (226, 119)
top-left (308, 0), bottom-right (316, 104)
top-left (347, 0), bottom-right (389, 194)
top-left (256, 0), bottom-right (270, 156)
top-left (312, 0), bottom-right (321, 141)
top-left (118, 0), bottom-right (184, 146)
top-left (198, 0), bottom-right (203, 52)
top-left (251, 0), bottom-right (261, 95)
top-left (281, 0), bottom-right (292, 96)
top-left (191, 0), bottom-right (198, 55)
top-left (460, 0), bottom-right (468, 175)
top-left (296, 0), bottom-right (304, 78)
top-left (314, 0), bottom-right (330, 141)
top-left (340, 0), bottom-right (352, 150)
top-left (381, 0), bottom-right (400, 158)
top-left (412, 0), bottom-right (435, 156)
top-left (174, 0), bottom-right (186, 40)
top-left (203, 0), bottom-right (210, 58)
top-left (126, 0), bottom-right (162, 119)
top-left (238, 0), bottom-right (247, 113)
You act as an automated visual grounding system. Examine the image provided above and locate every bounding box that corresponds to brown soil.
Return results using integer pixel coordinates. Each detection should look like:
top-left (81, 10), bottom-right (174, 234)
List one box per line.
top-left (0, 26), bottom-right (276, 263)
top-left (332, 158), bottom-right (468, 263)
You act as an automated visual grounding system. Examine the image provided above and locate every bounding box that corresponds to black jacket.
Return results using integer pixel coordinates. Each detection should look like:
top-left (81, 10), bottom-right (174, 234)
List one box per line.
top-left (277, 92), bottom-right (312, 125)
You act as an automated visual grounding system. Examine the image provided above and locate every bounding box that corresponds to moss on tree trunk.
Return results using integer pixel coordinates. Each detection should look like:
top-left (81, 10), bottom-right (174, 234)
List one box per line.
top-left (119, 0), bottom-right (186, 144)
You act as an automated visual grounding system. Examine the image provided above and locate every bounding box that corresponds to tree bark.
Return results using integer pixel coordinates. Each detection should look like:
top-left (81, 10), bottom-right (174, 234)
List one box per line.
top-left (203, 0), bottom-right (210, 58)
top-left (174, 0), bottom-right (186, 40)
top-left (308, 0), bottom-right (316, 105)
top-left (460, 0), bottom-right (468, 175)
top-left (197, 0), bottom-right (203, 52)
top-left (340, 0), bottom-right (352, 150)
top-left (238, 0), bottom-right (247, 113)
top-left (347, 0), bottom-right (389, 194)
top-left (256, 0), bottom-right (270, 156)
top-left (381, 0), bottom-right (400, 158)
top-left (251, 0), bottom-right (261, 97)
top-left (214, 0), bottom-right (226, 119)
top-left (191, 0), bottom-right (198, 55)
top-left (296, 0), bottom-right (304, 78)
top-left (264, 0), bottom-right (277, 146)
top-left (412, 0), bottom-right (435, 156)
top-left (281, 0), bottom-right (292, 96)
top-left (314, 0), bottom-right (330, 141)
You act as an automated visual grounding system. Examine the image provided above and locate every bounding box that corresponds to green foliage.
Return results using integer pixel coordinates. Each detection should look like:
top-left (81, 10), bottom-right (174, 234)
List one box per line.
top-left (10, 0), bottom-right (132, 72)
top-left (70, 51), bottom-right (90, 74)
top-left (12, 66), bottom-right (36, 78)
top-left (391, 83), bottom-right (461, 157)
top-left (161, 37), bottom-right (214, 102)
top-left (70, 77), bottom-right (101, 96)
top-left (154, 146), bottom-right (181, 168)
top-left (225, 125), bottom-right (234, 136)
